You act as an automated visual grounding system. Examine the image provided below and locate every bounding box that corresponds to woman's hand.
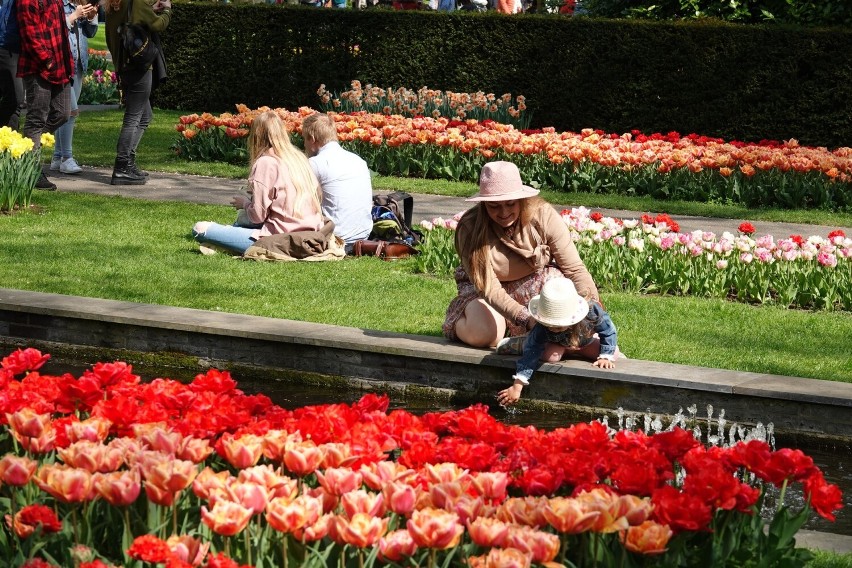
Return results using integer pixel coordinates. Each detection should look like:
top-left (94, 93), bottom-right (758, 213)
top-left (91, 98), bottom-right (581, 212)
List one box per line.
top-left (230, 195), bottom-right (248, 209)
top-left (497, 381), bottom-right (524, 406)
top-left (81, 3), bottom-right (98, 19)
top-left (593, 358), bottom-right (614, 369)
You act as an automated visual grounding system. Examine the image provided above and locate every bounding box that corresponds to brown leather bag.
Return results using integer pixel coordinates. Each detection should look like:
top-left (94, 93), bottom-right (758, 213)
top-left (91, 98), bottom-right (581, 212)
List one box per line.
top-left (352, 239), bottom-right (419, 260)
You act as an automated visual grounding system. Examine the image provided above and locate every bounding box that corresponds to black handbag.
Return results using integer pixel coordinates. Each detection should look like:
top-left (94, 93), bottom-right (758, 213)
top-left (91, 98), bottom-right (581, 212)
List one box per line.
top-left (118, 0), bottom-right (158, 69)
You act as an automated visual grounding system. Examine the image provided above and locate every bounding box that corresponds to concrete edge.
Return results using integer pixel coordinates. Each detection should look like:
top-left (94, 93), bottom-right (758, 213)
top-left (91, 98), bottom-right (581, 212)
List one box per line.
top-left (2, 287), bottom-right (851, 406)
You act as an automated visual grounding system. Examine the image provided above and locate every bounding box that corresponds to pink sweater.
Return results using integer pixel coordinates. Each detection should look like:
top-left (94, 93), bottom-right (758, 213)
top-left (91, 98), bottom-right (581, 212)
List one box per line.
top-left (244, 154), bottom-right (323, 240)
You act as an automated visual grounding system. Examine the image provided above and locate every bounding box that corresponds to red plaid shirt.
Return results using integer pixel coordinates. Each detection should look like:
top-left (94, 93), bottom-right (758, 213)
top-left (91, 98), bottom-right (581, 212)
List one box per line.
top-left (16, 0), bottom-right (73, 84)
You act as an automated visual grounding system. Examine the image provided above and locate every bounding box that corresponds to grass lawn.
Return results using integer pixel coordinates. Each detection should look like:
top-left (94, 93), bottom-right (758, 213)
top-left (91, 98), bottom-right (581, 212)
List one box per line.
top-left (2, 191), bottom-right (851, 384)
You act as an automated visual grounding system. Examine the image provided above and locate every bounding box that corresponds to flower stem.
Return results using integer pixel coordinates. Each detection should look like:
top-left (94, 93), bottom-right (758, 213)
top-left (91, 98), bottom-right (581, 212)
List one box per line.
top-left (778, 478), bottom-right (789, 512)
top-left (282, 534), bottom-right (289, 568)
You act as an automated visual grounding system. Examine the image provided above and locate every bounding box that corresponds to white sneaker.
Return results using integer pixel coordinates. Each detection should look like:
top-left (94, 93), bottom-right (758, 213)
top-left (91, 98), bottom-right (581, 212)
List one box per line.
top-left (49, 157), bottom-right (62, 171)
top-left (59, 157), bottom-right (83, 174)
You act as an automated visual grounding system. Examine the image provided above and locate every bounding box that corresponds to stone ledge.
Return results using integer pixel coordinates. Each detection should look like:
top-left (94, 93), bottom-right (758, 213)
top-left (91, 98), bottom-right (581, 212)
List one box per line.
top-left (1, 287), bottom-right (851, 439)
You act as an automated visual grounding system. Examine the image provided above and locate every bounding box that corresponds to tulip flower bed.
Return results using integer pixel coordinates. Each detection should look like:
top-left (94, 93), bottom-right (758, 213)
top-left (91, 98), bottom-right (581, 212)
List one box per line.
top-left (415, 210), bottom-right (852, 312)
top-left (315, 81), bottom-right (532, 130)
top-left (172, 106), bottom-right (852, 211)
top-left (0, 348), bottom-right (843, 568)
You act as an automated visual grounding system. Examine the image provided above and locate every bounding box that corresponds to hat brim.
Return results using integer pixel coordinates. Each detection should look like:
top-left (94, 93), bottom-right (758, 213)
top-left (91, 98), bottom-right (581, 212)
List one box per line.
top-left (465, 185), bottom-right (540, 202)
top-left (529, 296), bottom-right (589, 327)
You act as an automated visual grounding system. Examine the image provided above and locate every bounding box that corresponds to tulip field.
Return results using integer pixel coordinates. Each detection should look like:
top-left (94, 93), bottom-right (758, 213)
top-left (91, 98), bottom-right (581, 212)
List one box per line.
top-left (172, 105), bottom-right (852, 212)
top-left (413, 207), bottom-right (852, 312)
top-left (0, 348), bottom-right (843, 568)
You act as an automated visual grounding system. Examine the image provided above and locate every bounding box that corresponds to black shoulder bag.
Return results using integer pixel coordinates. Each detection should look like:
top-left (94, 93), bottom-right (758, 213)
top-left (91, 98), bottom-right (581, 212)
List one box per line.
top-left (118, 0), bottom-right (159, 69)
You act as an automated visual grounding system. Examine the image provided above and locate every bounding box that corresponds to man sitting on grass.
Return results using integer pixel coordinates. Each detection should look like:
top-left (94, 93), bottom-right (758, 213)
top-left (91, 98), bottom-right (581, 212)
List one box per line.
top-left (302, 112), bottom-right (373, 254)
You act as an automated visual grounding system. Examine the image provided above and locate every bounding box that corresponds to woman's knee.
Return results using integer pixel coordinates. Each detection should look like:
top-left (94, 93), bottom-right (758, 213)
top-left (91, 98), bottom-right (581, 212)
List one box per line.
top-left (192, 221), bottom-right (212, 238)
top-left (455, 300), bottom-right (505, 348)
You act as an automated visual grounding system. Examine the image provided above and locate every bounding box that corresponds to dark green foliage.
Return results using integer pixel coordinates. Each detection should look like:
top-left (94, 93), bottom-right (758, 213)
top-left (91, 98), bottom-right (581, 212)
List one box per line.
top-left (157, 5), bottom-right (852, 148)
top-left (582, 0), bottom-right (852, 27)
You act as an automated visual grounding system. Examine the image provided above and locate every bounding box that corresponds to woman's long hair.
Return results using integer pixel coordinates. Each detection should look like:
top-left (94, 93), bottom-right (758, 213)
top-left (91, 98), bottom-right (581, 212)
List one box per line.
top-left (248, 111), bottom-right (321, 219)
top-left (466, 196), bottom-right (546, 295)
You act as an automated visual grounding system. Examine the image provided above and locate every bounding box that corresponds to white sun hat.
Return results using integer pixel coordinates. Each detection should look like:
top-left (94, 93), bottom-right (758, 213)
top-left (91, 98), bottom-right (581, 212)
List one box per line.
top-left (528, 278), bottom-right (590, 327)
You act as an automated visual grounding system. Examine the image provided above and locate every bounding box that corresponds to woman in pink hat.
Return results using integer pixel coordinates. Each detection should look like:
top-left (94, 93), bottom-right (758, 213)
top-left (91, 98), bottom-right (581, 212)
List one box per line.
top-left (442, 161), bottom-right (600, 348)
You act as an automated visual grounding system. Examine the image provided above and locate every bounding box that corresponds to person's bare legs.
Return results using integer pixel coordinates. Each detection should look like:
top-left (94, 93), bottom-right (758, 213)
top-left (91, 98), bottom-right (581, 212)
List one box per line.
top-left (454, 299), bottom-right (506, 348)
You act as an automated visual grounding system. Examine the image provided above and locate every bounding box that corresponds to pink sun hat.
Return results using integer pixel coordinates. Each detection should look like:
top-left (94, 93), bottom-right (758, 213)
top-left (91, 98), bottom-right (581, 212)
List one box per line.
top-left (465, 161), bottom-right (540, 202)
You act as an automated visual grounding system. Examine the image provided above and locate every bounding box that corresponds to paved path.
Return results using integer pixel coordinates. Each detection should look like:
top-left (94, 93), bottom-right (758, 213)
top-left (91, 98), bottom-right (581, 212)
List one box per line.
top-left (48, 166), bottom-right (848, 240)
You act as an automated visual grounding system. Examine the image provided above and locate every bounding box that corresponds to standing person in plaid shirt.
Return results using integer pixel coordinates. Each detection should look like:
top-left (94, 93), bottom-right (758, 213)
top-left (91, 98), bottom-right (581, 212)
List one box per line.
top-left (16, 0), bottom-right (75, 190)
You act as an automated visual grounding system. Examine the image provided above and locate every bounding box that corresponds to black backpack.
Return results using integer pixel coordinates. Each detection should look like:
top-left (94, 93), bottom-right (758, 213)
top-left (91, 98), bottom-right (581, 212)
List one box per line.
top-left (370, 191), bottom-right (423, 245)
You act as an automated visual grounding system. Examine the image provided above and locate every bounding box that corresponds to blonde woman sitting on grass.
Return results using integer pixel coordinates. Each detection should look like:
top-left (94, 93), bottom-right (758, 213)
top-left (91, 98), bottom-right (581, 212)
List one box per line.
top-left (192, 111), bottom-right (323, 255)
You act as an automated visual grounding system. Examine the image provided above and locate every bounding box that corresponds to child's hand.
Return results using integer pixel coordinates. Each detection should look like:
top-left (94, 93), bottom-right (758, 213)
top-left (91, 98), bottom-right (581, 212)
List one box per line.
top-left (593, 358), bottom-right (614, 369)
top-left (497, 381), bottom-right (524, 406)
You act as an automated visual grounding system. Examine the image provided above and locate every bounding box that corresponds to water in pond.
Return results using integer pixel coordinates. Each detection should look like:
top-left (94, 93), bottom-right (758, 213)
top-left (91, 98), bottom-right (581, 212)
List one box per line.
top-left (34, 360), bottom-right (852, 537)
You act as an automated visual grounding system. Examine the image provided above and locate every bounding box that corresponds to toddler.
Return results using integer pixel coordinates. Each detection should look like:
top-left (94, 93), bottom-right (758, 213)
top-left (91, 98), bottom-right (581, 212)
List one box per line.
top-left (496, 278), bottom-right (618, 406)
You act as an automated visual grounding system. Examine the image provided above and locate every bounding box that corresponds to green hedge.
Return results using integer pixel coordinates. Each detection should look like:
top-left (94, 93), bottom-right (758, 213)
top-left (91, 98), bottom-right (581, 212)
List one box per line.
top-left (156, 5), bottom-right (852, 148)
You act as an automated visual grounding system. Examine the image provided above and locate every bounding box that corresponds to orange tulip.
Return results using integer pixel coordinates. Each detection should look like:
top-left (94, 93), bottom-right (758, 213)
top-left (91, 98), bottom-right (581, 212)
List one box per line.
top-left (291, 512), bottom-right (333, 542)
top-left (201, 500), bottom-right (253, 536)
top-left (315, 467), bottom-right (362, 496)
top-left (265, 494), bottom-right (323, 534)
top-left (424, 462), bottom-right (469, 484)
top-left (192, 466), bottom-right (233, 501)
top-left (575, 488), bottom-right (630, 533)
top-left (496, 496), bottom-right (549, 528)
top-left (467, 517), bottom-right (509, 548)
top-left (283, 441), bottom-right (324, 476)
top-left (319, 442), bottom-right (355, 468)
top-left (472, 471), bottom-right (509, 502)
top-left (58, 440), bottom-right (124, 473)
top-left (430, 480), bottom-right (467, 510)
top-left (334, 512), bottom-right (388, 548)
top-left (227, 480), bottom-right (269, 515)
top-left (177, 436), bottom-right (213, 464)
top-left (93, 469), bottom-right (141, 507)
top-left (139, 452), bottom-right (198, 506)
top-left (453, 495), bottom-right (488, 525)
top-left (261, 429), bottom-right (300, 462)
top-left (304, 484), bottom-right (339, 513)
top-left (544, 497), bottom-right (600, 534)
top-left (382, 481), bottom-right (417, 516)
top-left (34, 464), bottom-right (95, 503)
top-left (12, 421), bottom-right (57, 454)
top-left (166, 534), bottom-right (210, 567)
top-left (219, 433), bottom-right (264, 469)
top-left (621, 520), bottom-right (673, 555)
top-left (65, 416), bottom-right (112, 444)
top-left (617, 494), bottom-right (654, 526)
top-left (341, 489), bottom-right (385, 518)
top-left (476, 547), bottom-right (532, 568)
top-left (0, 454), bottom-right (38, 486)
top-left (378, 529), bottom-right (418, 562)
top-left (505, 525), bottom-right (560, 564)
top-left (360, 461), bottom-right (415, 490)
top-left (406, 508), bottom-right (463, 550)
top-left (238, 464), bottom-right (297, 500)
top-left (6, 408), bottom-right (51, 438)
